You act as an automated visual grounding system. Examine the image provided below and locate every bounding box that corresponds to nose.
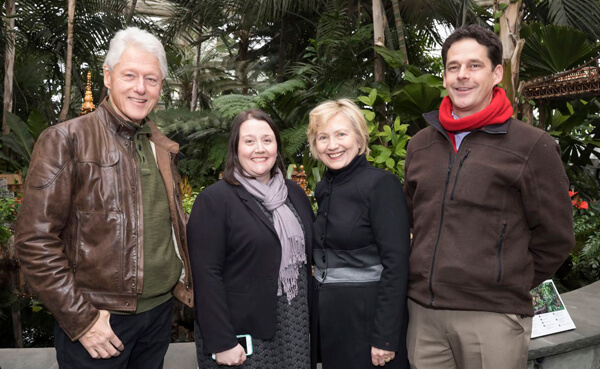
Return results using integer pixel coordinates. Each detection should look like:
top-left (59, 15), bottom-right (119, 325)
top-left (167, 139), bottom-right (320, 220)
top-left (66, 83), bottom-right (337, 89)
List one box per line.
top-left (133, 77), bottom-right (146, 95)
top-left (255, 141), bottom-right (266, 153)
top-left (457, 65), bottom-right (468, 79)
top-left (327, 138), bottom-right (339, 151)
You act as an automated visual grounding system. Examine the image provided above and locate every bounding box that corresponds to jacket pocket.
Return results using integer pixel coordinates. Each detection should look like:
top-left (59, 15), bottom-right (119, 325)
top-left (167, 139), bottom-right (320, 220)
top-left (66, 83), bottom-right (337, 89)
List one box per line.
top-left (450, 150), bottom-right (470, 200)
top-left (76, 151), bottom-right (120, 212)
top-left (75, 211), bottom-right (125, 291)
top-left (496, 223), bottom-right (507, 283)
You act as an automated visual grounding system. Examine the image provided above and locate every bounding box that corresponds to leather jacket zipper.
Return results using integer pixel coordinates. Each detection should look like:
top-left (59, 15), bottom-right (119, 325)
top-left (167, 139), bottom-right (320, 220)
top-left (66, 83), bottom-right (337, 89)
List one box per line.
top-left (496, 223), bottom-right (507, 282)
top-left (130, 137), bottom-right (141, 293)
top-left (450, 150), bottom-right (470, 200)
top-left (429, 151), bottom-right (455, 306)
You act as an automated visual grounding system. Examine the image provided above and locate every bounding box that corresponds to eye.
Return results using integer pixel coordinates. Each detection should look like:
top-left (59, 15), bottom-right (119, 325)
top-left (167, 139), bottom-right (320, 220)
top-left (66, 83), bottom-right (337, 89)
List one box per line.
top-left (263, 138), bottom-right (273, 143)
top-left (123, 73), bottom-right (135, 79)
top-left (146, 77), bottom-right (159, 86)
top-left (318, 135), bottom-right (327, 141)
top-left (470, 63), bottom-right (481, 69)
top-left (245, 139), bottom-right (254, 144)
top-left (447, 65), bottom-right (458, 72)
top-left (339, 132), bottom-right (347, 137)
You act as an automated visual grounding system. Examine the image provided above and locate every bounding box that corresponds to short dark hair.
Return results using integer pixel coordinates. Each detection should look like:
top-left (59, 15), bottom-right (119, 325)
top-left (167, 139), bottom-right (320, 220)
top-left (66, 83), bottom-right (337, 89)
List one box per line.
top-left (441, 24), bottom-right (503, 69)
top-left (222, 108), bottom-right (286, 185)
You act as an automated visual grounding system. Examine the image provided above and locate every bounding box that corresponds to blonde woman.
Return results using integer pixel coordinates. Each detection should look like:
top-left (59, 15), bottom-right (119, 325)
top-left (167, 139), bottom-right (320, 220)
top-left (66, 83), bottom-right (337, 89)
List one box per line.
top-left (308, 99), bottom-right (409, 369)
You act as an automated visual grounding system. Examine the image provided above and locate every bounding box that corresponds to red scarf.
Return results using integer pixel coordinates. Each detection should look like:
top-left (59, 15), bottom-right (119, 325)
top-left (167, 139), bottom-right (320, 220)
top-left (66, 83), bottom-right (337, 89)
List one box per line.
top-left (438, 87), bottom-right (513, 152)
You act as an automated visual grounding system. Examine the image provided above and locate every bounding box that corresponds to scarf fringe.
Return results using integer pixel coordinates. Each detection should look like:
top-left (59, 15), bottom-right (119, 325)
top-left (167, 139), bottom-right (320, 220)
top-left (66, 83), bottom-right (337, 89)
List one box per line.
top-left (278, 236), bottom-right (307, 304)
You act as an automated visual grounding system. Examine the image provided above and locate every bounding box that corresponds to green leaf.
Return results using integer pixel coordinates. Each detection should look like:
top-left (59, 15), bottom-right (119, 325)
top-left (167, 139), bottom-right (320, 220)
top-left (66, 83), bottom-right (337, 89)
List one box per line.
top-left (499, 3), bottom-right (508, 10)
top-left (364, 110), bottom-right (376, 122)
top-left (27, 110), bottom-right (49, 141)
top-left (386, 158), bottom-right (395, 169)
top-left (369, 89), bottom-right (378, 105)
top-left (374, 45), bottom-right (405, 68)
top-left (358, 96), bottom-right (372, 107)
top-left (374, 155), bottom-right (387, 164)
top-left (3, 112), bottom-right (34, 162)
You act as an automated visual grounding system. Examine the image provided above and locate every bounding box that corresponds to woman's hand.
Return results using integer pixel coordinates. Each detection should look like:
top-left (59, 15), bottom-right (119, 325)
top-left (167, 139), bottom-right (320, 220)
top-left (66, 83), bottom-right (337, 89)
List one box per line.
top-left (371, 346), bottom-right (395, 366)
top-left (215, 344), bottom-right (247, 366)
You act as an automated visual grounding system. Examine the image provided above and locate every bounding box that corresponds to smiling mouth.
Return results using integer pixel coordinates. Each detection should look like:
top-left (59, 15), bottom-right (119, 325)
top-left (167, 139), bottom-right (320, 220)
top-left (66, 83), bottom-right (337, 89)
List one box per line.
top-left (251, 158), bottom-right (267, 162)
top-left (129, 97), bottom-right (147, 103)
top-left (328, 152), bottom-right (344, 159)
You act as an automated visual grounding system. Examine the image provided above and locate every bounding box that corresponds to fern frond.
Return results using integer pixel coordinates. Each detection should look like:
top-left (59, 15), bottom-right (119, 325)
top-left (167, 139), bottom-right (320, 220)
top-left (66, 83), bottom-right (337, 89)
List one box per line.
top-left (212, 95), bottom-right (258, 119)
top-left (281, 124), bottom-right (309, 157)
top-left (256, 79), bottom-right (306, 106)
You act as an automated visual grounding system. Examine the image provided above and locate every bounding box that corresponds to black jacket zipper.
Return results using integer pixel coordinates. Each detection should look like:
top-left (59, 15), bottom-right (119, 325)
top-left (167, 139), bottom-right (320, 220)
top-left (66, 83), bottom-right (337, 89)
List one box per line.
top-left (450, 150), bottom-right (470, 200)
top-left (429, 151), bottom-right (455, 305)
top-left (496, 224), bottom-right (507, 282)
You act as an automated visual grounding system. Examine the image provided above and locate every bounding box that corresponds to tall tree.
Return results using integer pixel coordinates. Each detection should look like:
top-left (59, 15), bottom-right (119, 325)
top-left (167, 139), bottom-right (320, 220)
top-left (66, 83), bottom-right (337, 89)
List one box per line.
top-left (390, 0), bottom-right (408, 64)
top-left (190, 32), bottom-right (202, 111)
top-left (58, 0), bottom-right (76, 123)
top-left (496, 0), bottom-right (524, 112)
top-left (3, 0), bottom-right (15, 139)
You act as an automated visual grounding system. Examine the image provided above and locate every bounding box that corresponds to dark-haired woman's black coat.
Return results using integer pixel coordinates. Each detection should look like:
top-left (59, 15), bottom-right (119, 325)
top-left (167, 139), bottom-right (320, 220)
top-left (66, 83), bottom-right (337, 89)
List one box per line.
top-left (187, 179), bottom-right (314, 362)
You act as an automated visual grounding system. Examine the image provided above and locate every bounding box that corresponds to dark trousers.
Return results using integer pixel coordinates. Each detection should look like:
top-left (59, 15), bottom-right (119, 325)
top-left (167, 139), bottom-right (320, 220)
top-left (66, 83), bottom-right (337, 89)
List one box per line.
top-left (54, 298), bottom-right (174, 369)
top-left (317, 284), bottom-right (409, 369)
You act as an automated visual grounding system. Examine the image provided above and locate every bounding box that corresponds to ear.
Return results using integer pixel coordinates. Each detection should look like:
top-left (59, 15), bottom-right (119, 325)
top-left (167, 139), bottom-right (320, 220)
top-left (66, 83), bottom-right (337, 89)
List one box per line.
top-left (103, 67), bottom-right (112, 90)
top-left (492, 63), bottom-right (503, 85)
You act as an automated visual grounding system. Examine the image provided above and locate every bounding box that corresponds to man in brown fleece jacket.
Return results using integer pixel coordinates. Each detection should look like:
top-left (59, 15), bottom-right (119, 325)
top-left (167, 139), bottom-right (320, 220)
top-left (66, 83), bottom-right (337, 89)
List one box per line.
top-left (404, 24), bottom-right (574, 369)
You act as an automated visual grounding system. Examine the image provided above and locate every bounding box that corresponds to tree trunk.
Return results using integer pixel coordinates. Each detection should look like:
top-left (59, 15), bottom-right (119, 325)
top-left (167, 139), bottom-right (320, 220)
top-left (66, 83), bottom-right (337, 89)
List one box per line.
top-left (238, 31), bottom-right (250, 95)
top-left (11, 300), bottom-right (22, 348)
top-left (496, 0), bottom-right (523, 114)
top-left (3, 0), bottom-right (16, 140)
top-left (372, 0), bottom-right (387, 128)
top-left (125, 0), bottom-right (137, 25)
top-left (191, 32), bottom-right (202, 111)
top-left (390, 0), bottom-right (408, 65)
top-left (58, 0), bottom-right (76, 123)
top-left (277, 16), bottom-right (287, 83)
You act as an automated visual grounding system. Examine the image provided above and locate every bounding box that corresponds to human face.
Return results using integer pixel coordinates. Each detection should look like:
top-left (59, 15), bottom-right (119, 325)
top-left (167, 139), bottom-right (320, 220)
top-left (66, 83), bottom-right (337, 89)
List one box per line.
top-left (443, 38), bottom-right (503, 118)
top-left (104, 47), bottom-right (164, 124)
top-left (315, 113), bottom-right (360, 170)
top-left (237, 119), bottom-right (278, 183)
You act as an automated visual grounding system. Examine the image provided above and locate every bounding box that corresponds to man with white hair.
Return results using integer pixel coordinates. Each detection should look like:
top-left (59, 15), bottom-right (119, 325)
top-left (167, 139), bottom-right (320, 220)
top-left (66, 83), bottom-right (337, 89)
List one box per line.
top-left (15, 27), bottom-right (193, 368)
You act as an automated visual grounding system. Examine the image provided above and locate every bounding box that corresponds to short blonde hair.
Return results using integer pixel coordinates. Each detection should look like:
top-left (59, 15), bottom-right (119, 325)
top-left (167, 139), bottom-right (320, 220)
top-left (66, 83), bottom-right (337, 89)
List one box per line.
top-left (307, 99), bottom-right (370, 158)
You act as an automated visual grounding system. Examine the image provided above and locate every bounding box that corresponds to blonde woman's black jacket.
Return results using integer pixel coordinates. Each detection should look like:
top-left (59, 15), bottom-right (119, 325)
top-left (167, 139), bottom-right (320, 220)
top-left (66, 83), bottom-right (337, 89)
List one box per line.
top-left (187, 179), bottom-right (314, 356)
top-left (404, 112), bottom-right (575, 316)
top-left (312, 155), bottom-right (410, 367)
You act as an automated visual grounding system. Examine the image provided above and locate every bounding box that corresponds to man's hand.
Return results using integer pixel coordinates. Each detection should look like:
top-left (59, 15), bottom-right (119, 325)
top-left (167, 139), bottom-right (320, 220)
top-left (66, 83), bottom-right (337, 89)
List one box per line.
top-left (78, 310), bottom-right (124, 359)
top-left (215, 344), bottom-right (246, 366)
top-left (371, 346), bottom-right (395, 366)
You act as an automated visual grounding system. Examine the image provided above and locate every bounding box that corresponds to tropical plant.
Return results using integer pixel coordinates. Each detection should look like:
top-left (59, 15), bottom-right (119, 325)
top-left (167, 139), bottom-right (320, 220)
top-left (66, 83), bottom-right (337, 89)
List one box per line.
top-left (555, 197), bottom-right (600, 291)
top-left (359, 88), bottom-right (411, 180)
top-left (0, 111), bottom-right (48, 174)
top-left (0, 196), bottom-right (21, 247)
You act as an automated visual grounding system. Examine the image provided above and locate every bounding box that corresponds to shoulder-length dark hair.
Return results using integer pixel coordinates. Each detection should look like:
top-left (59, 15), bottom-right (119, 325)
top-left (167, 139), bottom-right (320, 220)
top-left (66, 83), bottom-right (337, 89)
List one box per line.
top-left (222, 108), bottom-right (286, 185)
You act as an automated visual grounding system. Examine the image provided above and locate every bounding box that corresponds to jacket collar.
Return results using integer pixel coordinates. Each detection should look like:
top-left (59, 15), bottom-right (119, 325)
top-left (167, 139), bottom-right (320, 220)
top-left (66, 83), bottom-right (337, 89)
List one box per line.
top-left (423, 110), bottom-right (511, 138)
top-left (323, 154), bottom-right (368, 185)
top-left (97, 98), bottom-right (179, 154)
top-left (97, 99), bottom-right (137, 139)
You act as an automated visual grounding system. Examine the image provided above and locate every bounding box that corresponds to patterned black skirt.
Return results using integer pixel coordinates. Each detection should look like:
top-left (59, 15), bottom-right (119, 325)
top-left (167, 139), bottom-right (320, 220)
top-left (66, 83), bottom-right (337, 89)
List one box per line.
top-left (195, 269), bottom-right (310, 369)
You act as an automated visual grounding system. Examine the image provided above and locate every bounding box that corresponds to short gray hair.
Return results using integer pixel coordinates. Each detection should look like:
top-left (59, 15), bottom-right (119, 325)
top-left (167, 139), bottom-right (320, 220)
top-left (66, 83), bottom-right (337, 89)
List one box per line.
top-left (104, 27), bottom-right (168, 79)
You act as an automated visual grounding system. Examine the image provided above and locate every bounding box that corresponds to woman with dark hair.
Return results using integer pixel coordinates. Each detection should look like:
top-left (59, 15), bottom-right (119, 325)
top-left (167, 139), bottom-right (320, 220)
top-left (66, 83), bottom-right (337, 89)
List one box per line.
top-left (188, 109), bottom-right (314, 368)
